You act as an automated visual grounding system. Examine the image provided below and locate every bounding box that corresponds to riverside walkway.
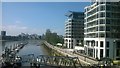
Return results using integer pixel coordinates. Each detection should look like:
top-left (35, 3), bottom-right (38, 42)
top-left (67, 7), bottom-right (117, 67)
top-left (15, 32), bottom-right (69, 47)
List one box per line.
top-left (44, 41), bottom-right (98, 66)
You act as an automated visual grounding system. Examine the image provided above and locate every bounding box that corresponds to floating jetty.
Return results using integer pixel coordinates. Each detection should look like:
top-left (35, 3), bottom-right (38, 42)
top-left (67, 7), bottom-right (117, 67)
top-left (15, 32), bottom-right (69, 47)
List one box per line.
top-left (1, 41), bottom-right (28, 68)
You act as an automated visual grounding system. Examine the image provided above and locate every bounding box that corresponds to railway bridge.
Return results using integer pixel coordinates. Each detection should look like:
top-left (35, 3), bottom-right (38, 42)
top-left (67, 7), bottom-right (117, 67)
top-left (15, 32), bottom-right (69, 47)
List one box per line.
top-left (21, 54), bottom-right (82, 67)
top-left (1, 54), bottom-right (83, 68)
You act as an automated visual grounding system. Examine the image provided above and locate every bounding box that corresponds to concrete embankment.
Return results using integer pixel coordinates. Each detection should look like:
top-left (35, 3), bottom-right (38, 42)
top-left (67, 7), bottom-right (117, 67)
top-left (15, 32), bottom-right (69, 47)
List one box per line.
top-left (43, 41), bottom-right (98, 66)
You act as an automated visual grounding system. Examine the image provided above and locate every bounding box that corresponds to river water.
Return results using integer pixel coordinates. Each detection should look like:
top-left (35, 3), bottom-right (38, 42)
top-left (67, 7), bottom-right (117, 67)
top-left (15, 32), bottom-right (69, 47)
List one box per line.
top-left (0, 40), bottom-right (50, 56)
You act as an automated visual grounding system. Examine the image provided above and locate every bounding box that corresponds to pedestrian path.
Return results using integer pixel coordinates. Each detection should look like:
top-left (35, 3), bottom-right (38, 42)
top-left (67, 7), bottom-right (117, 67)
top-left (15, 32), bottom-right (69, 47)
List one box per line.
top-left (44, 41), bottom-right (98, 66)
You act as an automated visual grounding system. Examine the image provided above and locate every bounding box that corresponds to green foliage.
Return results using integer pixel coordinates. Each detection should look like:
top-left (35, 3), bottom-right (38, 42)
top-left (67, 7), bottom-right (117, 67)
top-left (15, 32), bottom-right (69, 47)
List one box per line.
top-left (45, 29), bottom-right (64, 45)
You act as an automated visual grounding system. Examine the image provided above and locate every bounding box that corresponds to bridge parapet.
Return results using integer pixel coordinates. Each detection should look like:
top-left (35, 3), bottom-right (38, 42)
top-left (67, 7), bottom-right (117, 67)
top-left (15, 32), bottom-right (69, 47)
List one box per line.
top-left (21, 54), bottom-right (82, 67)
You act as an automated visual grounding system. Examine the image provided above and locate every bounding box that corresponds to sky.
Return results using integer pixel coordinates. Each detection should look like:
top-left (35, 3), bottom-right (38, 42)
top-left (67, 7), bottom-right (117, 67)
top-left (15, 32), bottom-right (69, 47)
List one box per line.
top-left (1, 0), bottom-right (91, 2)
top-left (2, 2), bottom-right (90, 36)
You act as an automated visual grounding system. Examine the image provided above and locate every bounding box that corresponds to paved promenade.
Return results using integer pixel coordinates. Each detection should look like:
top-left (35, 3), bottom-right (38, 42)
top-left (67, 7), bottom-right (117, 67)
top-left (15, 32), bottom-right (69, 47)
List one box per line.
top-left (44, 41), bottom-right (98, 66)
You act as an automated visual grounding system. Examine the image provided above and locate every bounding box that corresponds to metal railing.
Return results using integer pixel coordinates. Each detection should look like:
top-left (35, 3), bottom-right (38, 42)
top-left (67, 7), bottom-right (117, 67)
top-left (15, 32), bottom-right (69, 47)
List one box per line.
top-left (21, 54), bottom-right (82, 67)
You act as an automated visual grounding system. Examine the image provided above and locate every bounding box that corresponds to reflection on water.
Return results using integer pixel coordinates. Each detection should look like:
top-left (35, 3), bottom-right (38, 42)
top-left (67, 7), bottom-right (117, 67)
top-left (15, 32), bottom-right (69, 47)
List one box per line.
top-left (0, 40), bottom-right (50, 56)
top-left (17, 40), bottom-right (50, 56)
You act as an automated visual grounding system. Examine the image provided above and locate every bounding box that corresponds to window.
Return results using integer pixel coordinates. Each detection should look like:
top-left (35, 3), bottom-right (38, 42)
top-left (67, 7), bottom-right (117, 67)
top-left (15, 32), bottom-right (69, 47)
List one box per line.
top-left (71, 40), bottom-right (73, 42)
top-left (100, 41), bottom-right (103, 47)
top-left (100, 49), bottom-right (103, 58)
top-left (96, 41), bottom-right (98, 47)
top-left (106, 2), bottom-right (111, 4)
top-left (99, 33), bottom-right (105, 37)
top-left (100, 1), bottom-right (105, 4)
top-left (106, 26), bottom-right (110, 31)
top-left (99, 26), bottom-right (105, 31)
top-left (106, 33), bottom-right (110, 38)
top-left (106, 19), bottom-right (111, 24)
top-left (116, 49), bottom-right (120, 56)
top-left (100, 6), bottom-right (105, 11)
top-left (116, 42), bottom-right (120, 48)
top-left (97, 13), bottom-right (99, 18)
top-left (100, 12), bottom-right (105, 17)
top-left (106, 5), bottom-right (111, 11)
top-left (106, 49), bottom-right (109, 57)
top-left (96, 20), bottom-right (98, 25)
top-left (96, 49), bottom-right (98, 58)
top-left (96, 33), bottom-right (98, 37)
top-left (100, 19), bottom-right (105, 24)
top-left (96, 26), bottom-right (98, 31)
top-left (106, 12), bottom-right (111, 17)
top-left (69, 40), bottom-right (70, 42)
top-left (106, 41), bottom-right (109, 47)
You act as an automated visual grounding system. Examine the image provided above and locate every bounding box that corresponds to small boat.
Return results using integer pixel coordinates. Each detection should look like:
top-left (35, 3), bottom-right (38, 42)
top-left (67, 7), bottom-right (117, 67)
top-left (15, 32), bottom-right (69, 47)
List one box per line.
top-left (36, 45), bottom-right (40, 46)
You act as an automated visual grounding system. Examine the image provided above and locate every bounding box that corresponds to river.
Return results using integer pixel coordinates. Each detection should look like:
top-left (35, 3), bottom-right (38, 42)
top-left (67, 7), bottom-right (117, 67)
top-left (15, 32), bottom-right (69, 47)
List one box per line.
top-left (0, 40), bottom-right (50, 56)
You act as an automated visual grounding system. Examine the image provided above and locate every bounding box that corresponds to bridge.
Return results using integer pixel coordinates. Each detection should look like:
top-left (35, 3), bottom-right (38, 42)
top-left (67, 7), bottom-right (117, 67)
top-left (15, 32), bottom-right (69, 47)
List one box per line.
top-left (21, 54), bottom-right (82, 67)
top-left (1, 54), bottom-right (83, 68)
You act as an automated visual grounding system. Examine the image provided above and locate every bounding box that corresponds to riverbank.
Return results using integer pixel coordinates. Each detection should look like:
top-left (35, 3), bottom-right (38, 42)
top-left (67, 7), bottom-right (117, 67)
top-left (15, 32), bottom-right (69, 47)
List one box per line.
top-left (43, 41), bottom-right (98, 66)
top-left (0, 40), bottom-right (7, 42)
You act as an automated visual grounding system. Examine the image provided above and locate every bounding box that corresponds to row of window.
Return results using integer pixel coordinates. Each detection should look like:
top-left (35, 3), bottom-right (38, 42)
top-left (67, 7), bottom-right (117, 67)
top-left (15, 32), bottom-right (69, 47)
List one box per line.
top-left (65, 36), bottom-right (83, 38)
top-left (66, 29), bottom-right (84, 32)
top-left (85, 40), bottom-right (120, 48)
top-left (66, 22), bottom-right (83, 25)
top-left (85, 32), bottom-right (120, 38)
top-left (66, 25), bottom-right (83, 28)
top-left (86, 47), bottom-right (119, 58)
top-left (85, 20), bottom-right (120, 28)
top-left (85, 5), bottom-right (120, 16)
top-left (99, 12), bottom-right (120, 18)
top-left (85, 41), bottom-right (109, 47)
top-left (65, 33), bottom-right (84, 36)
top-left (68, 20), bottom-right (84, 23)
top-left (85, 41), bottom-right (120, 58)
top-left (106, 5), bottom-right (120, 11)
top-left (85, 26), bottom-right (110, 32)
top-left (87, 12), bottom-right (120, 20)
top-left (85, 25), bottom-right (120, 32)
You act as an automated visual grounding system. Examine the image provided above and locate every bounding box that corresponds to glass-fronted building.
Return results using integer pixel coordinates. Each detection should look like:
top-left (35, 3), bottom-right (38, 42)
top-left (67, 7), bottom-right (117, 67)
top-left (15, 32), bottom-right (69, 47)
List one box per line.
top-left (64, 11), bottom-right (84, 49)
top-left (84, 0), bottom-right (120, 59)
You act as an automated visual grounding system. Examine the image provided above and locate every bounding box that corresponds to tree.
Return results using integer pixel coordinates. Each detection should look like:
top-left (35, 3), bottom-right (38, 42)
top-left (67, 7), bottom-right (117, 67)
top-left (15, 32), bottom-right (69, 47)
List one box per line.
top-left (45, 29), bottom-right (51, 43)
top-left (45, 29), bottom-right (64, 45)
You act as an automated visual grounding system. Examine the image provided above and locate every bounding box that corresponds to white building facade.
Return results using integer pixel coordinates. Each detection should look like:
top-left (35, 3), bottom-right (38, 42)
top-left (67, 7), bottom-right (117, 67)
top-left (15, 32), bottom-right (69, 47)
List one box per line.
top-left (64, 11), bottom-right (84, 49)
top-left (84, 1), bottom-right (120, 60)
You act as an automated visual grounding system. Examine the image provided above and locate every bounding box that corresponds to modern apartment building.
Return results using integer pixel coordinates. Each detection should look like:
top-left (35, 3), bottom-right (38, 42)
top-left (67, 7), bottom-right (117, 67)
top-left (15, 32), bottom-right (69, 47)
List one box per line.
top-left (84, 0), bottom-right (120, 60)
top-left (64, 11), bottom-right (84, 49)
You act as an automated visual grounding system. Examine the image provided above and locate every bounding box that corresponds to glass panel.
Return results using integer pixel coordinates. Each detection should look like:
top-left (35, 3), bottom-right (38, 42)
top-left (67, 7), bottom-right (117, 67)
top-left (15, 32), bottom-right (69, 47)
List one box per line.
top-left (99, 26), bottom-right (105, 31)
top-left (100, 41), bottom-right (103, 47)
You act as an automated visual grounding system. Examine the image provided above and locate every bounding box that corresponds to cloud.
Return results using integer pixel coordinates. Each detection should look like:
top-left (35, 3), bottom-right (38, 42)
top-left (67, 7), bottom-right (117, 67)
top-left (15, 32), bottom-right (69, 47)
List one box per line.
top-left (2, 25), bottom-right (27, 35)
top-left (15, 21), bottom-right (21, 24)
top-left (2, 24), bottom-right (64, 36)
top-left (2, 20), bottom-right (64, 36)
top-left (2, 24), bottom-right (46, 36)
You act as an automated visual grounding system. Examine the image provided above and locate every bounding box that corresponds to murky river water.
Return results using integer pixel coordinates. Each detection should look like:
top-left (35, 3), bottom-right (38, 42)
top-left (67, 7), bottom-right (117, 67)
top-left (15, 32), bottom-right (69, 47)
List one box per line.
top-left (0, 40), bottom-right (50, 56)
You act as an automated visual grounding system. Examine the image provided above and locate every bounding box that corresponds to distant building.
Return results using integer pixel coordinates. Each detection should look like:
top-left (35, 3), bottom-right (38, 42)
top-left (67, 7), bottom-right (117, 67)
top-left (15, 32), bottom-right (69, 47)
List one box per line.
top-left (84, 0), bottom-right (120, 60)
top-left (1, 31), bottom-right (6, 36)
top-left (64, 11), bottom-right (84, 49)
